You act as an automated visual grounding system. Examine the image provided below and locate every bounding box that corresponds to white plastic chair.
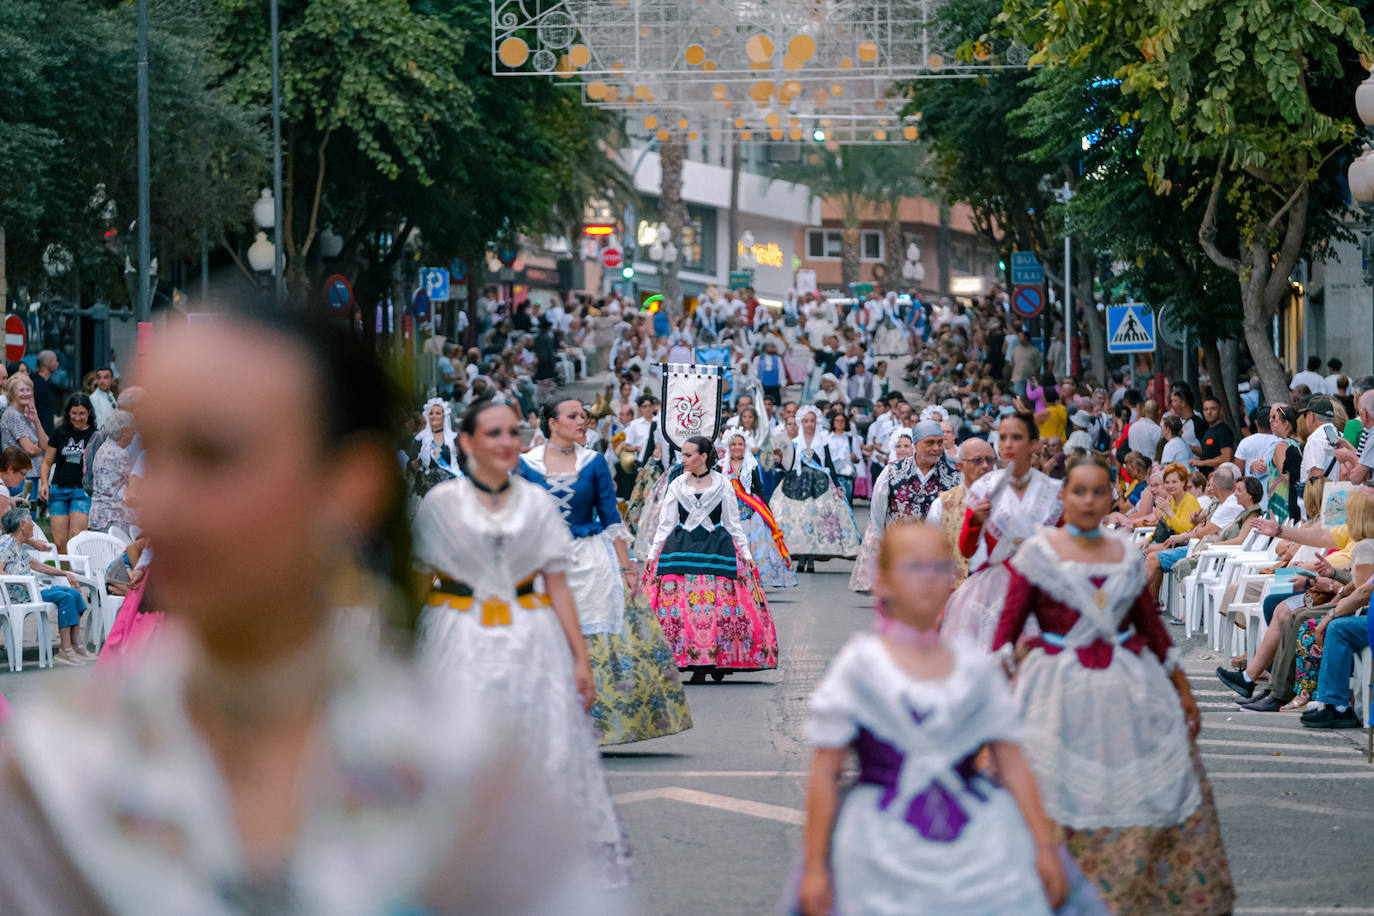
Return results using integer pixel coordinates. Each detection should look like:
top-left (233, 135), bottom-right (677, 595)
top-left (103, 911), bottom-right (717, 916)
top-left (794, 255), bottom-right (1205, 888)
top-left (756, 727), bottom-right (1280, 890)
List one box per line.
top-left (0, 576), bottom-right (54, 670)
top-left (106, 526), bottom-right (133, 546)
top-left (67, 531), bottom-right (128, 650)
top-left (1352, 646), bottom-right (1371, 727)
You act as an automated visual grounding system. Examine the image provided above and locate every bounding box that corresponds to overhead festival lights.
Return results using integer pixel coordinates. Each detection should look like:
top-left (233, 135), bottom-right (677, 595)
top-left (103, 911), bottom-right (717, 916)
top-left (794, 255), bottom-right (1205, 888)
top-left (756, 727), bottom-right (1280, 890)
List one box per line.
top-left (491, 0), bottom-right (1025, 143)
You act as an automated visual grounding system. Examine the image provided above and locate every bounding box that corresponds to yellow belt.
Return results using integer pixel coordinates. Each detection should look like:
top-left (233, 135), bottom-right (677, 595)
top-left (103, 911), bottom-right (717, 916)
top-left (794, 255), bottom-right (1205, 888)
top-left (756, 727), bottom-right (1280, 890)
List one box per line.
top-left (426, 575), bottom-right (550, 626)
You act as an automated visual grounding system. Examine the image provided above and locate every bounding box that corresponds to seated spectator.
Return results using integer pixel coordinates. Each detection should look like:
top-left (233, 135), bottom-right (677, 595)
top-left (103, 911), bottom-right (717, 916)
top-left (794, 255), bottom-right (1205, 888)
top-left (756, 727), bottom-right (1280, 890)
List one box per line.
top-left (1188, 470), bottom-right (1212, 513)
top-left (102, 535), bottom-right (149, 597)
top-left (1146, 469), bottom-right (1258, 595)
top-left (1219, 487), bottom-right (1371, 711)
top-left (1145, 462), bottom-right (1200, 540)
top-left (0, 446), bottom-right (34, 512)
top-left (1300, 605), bottom-right (1370, 729)
top-left (0, 508), bottom-right (91, 666)
top-left (1105, 465), bottom-right (1164, 530)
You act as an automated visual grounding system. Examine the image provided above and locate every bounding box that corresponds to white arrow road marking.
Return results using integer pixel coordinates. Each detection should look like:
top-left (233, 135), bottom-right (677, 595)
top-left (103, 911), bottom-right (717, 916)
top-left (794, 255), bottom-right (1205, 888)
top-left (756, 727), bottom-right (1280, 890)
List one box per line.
top-left (613, 786), bottom-right (804, 825)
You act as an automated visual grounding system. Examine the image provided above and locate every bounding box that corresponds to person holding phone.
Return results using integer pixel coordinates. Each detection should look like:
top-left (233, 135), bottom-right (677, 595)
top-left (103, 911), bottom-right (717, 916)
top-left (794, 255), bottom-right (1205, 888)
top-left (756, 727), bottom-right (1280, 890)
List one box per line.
top-left (1300, 395), bottom-right (1344, 481)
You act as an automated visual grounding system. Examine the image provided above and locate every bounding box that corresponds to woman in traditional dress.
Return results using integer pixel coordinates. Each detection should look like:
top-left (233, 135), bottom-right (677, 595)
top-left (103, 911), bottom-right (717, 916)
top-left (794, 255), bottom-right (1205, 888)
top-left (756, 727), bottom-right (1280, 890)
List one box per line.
top-left (769, 405), bottom-right (861, 573)
top-left (848, 429), bottom-right (916, 592)
top-left (0, 311), bottom-right (607, 914)
top-left (941, 411), bottom-right (1062, 648)
top-left (407, 397), bottom-right (461, 504)
top-left (993, 454), bottom-right (1234, 914)
top-left (643, 435), bottom-right (779, 683)
top-left (800, 521), bottom-right (1069, 916)
top-left (518, 398), bottom-right (692, 746)
top-left (720, 429), bottom-right (796, 588)
top-left (416, 398), bottom-right (632, 888)
top-left (870, 292), bottom-right (910, 360)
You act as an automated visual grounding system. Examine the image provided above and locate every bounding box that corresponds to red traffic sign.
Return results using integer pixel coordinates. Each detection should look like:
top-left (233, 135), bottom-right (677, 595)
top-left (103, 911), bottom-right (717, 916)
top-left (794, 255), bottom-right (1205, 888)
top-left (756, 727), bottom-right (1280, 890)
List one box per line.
top-left (4, 315), bottom-right (26, 362)
top-left (326, 274), bottom-right (353, 312)
top-left (1011, 284), bottom-right (1045, 318)
top-left (601, 247), bottom-right (623, 270)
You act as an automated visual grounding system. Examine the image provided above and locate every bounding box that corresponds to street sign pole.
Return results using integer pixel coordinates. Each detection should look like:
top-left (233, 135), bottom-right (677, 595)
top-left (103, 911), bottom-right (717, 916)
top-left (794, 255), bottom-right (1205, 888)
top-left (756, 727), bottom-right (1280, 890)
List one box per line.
top-left (135, 0), bottom-right (151, 324)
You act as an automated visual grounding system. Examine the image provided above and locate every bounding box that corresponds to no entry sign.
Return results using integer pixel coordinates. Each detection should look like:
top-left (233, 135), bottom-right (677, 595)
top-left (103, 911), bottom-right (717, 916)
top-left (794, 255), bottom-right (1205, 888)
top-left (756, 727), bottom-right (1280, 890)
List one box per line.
top-left (4, 315), bottom-right (26, 361)
top-left (601, 247), bottom-right (623, 270)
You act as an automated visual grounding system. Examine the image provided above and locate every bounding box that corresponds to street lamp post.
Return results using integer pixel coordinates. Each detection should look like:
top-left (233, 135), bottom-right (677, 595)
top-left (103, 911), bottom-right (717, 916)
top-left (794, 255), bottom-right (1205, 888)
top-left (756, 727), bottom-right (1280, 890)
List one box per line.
top-left (1350, 73), bottom-right (1374, 369)
top-left (270, 0), bottom-right (284, 303)
top-left (135, 0), bottom-right (151, 323)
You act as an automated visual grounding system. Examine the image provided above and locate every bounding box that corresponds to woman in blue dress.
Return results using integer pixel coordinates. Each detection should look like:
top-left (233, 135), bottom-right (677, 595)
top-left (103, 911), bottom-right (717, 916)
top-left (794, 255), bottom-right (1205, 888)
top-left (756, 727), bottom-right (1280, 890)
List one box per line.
top-left (519, 398), bottom-right (693, 746)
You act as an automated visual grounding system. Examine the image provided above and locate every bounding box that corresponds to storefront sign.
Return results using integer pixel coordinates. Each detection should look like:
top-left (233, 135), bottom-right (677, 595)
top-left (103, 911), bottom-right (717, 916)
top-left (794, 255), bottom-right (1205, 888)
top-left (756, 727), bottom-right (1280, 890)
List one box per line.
top-left (737, 241), bottom-right (784, 268)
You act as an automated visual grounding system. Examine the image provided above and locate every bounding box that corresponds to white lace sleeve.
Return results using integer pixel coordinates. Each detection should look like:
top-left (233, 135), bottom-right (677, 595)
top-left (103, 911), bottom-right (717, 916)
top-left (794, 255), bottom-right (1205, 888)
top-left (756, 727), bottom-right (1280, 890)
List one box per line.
top-left (648, 478), bottom-right (680, 562)
top-left (807, 638), bottom-right (863, 748)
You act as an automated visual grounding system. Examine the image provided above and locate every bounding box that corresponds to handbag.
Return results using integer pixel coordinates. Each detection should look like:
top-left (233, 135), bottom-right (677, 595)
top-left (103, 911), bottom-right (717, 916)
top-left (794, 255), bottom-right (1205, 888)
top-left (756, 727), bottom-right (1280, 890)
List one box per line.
top-left (1151, 519), bottom-right (1173, 543)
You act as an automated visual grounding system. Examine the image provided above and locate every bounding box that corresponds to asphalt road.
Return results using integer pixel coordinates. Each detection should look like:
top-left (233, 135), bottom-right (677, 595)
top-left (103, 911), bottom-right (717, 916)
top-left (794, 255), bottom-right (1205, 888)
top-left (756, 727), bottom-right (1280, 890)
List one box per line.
top-left (599, 510), bottom-right (1374, 916)
top-left (0, 504), bottom-right (1369, 915)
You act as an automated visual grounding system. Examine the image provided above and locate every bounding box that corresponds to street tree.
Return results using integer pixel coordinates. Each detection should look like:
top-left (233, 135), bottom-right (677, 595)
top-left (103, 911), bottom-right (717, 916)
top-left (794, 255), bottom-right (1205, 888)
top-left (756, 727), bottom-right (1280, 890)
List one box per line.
top-left (999, 0), bottom-right (1374, 403)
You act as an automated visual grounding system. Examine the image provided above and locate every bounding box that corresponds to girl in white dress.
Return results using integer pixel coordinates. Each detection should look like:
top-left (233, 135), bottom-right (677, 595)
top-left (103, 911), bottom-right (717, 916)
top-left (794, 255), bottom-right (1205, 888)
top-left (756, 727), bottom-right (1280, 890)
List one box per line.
top-left (800, 521), bottom-right (1066, 916)
top-left (414, 399), bottom-right (632, 888)
top-left (848, 429), bottom-right (915, 592)
top-left (941, 411), bottom-right (1063, 648)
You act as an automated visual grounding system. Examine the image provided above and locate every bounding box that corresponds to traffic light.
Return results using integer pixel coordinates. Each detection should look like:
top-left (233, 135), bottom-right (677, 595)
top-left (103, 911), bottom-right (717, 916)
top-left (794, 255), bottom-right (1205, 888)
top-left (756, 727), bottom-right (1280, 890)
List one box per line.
top-left (621, 265), bottom-right (635, 279)
top-left (998, 259), bottom-right (1007, 272)
top-left (812, 129), bottom-right (825, 142)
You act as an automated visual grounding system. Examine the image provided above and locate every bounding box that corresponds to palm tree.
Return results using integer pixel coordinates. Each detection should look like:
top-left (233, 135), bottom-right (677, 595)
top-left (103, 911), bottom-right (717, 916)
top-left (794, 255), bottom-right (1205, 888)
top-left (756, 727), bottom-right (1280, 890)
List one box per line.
top-left (770, 149), bottom-right (873, 286)
top-left (773, 145), bottom-right (928, 289)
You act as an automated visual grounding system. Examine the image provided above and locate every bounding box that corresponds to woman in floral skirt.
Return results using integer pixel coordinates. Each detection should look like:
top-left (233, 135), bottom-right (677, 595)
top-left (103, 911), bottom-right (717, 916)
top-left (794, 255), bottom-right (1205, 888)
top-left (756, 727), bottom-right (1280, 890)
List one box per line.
top-left (644, 436), bottom-right (779, 683)
top-left (768, 405), bottom-right (861, 573)
top-left (993, 454), bottom-right (1234, 915)
top-left (519, 398), bottom-right (692, 746)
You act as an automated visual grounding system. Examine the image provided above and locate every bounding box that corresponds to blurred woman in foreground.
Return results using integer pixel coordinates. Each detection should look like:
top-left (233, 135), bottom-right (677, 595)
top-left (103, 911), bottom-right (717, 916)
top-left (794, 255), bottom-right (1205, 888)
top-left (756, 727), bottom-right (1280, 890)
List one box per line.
top-left (0, 307), bottom-right (608, 915)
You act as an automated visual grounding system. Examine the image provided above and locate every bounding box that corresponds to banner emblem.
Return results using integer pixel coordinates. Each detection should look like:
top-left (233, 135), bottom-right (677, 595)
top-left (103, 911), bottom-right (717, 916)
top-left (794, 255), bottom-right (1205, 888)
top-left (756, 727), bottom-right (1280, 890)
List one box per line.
top-left (660, 363), bottom-right (726, 450)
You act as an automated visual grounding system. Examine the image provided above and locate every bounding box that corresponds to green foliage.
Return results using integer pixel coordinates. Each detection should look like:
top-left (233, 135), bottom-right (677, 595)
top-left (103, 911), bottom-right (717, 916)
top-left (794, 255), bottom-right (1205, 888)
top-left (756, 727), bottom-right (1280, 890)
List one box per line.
top-left (1, 0), bottom-right (264, 301)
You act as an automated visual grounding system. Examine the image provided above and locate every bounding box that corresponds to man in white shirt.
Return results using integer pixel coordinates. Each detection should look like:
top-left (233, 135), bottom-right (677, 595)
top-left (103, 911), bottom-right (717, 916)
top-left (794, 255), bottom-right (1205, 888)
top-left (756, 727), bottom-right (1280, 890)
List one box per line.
top-left (1300, 395), bottom-right (1340, 480)
top-left (1127, 399), bottom-right (1163, 461)
top-left (1233, 408), bottom-right (1279, 503)
top-left (90, 368), bottom-right (117, 429)
top-left (622, 396), bottom-right (659, 462)
top-left (1290, 355), bottom-right (1326, 393)
top-left (1322, 358), bottom-right (1343, 396)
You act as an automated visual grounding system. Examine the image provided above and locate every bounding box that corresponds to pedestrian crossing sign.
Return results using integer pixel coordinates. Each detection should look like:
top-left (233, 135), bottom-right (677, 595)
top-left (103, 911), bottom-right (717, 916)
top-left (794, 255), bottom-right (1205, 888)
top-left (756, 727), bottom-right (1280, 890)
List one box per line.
top-left (1106, 303), bottom-right (1155, 354)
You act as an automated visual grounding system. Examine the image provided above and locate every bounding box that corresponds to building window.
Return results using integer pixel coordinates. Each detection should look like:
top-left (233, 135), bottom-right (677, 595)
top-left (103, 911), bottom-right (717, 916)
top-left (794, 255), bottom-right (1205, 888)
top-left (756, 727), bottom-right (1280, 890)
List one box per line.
top-left (806, 228), bottom-right (883, 262)
top-left (952, 242), bottom-right (972, 274)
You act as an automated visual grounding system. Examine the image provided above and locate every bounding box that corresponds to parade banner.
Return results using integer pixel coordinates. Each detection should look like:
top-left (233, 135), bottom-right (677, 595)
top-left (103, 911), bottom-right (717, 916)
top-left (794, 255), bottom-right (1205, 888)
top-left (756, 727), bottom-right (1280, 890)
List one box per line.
top-left (660, 363), bottom-right (726, 451)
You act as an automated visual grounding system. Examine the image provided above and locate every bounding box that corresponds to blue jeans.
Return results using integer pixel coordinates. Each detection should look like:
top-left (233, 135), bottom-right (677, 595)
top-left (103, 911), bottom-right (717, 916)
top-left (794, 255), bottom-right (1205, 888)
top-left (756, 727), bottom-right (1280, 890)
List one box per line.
top-left (1158, 547), bottom-right (1188, 571)
top-left (47, 485), bottom-right (90, 517)
top-left (41, 586), bottom-right (83, 628)
top-left (1314, 616), bottom-right (1370, 707)
top-left (1263, 589), bottom-right (1299, 625)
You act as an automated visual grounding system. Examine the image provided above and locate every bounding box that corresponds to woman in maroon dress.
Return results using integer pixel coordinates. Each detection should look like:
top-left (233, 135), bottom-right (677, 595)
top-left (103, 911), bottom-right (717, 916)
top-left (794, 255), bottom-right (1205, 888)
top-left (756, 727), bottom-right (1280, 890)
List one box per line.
top-left (993, 453), bottom-right (1233, 915)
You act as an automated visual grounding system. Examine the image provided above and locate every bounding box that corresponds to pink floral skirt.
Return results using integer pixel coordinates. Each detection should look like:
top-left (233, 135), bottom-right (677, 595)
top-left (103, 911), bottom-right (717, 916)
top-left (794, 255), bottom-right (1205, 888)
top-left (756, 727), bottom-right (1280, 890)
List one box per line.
top-left (643, 559), bottom-right (780, 671)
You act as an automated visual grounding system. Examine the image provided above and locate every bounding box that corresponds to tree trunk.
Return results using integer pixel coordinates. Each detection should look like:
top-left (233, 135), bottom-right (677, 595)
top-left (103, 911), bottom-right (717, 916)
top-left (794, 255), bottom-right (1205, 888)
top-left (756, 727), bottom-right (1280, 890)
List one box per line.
top-left (1201, 336), bottom-right (1239, 437)
top-left (727, 136), bottom-right (740, 272)
top-left (1077, 250), bottom-right (1107, 388)
top-left (937, 200), bottom-right (952, 296)
top-left (659, 138), bottom-right (686, 314)
top-left (841, 221), bottom-right (861, 288)
top-left (883, 203), bottom-right (903, 295)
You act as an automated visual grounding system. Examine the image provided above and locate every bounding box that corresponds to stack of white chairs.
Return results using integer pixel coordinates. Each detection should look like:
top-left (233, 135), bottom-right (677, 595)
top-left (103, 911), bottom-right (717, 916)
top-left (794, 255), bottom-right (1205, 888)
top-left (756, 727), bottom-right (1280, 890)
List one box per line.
top-left (1178, 531), bottom-right (1277, 646)
top-left (67, 531), bottom-right (129, 651)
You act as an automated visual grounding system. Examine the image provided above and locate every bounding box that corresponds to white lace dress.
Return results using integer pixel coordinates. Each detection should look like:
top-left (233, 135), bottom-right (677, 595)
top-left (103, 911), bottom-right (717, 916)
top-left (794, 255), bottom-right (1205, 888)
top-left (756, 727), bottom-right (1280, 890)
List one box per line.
top-left (940, 467), bottom-right (1062, 649)
top-left (413, 478), bottom-right (632, 887)
top-left (808, 634), bottom-right (1052, 915)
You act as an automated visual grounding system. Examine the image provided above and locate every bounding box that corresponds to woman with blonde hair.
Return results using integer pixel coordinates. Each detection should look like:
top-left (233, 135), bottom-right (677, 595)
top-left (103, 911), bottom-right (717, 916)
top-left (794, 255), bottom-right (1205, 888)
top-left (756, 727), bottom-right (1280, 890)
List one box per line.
top-left (0, 374), bottom-right (47, 485)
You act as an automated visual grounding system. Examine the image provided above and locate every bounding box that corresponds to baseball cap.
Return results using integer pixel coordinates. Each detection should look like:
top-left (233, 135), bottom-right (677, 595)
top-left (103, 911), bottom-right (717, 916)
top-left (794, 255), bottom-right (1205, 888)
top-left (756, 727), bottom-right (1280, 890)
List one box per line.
top-left (1306, 395), bottom-right (1335, 421)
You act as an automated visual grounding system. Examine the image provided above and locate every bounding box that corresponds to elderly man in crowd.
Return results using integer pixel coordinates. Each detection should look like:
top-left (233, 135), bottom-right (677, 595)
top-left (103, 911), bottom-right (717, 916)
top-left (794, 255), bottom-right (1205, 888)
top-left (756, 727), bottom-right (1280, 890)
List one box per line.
top-left (926, 437), bottom-right (997, 583)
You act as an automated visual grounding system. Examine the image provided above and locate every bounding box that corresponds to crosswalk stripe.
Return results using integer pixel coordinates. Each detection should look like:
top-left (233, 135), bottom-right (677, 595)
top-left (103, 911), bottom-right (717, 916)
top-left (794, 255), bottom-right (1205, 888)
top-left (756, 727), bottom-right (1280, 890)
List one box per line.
top-left (1202, 752), bottom-right (1372, 767)
top-left (1198, 738), bottom-right (1361, 754)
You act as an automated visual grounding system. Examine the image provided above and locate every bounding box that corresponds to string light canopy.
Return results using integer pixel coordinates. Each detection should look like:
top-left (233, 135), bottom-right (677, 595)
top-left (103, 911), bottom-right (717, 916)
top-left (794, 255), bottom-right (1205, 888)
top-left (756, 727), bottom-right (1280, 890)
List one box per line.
top-left (491, 0), bottom-right (1027, 142)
